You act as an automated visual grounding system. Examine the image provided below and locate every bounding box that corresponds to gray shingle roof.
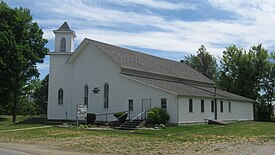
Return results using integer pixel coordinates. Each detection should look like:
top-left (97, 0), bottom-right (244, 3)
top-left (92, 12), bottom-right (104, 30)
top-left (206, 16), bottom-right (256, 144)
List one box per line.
top-left (126, 75), bottom-right (254, 102)
top-left (83, 38), bottom-right (253, 102)
top-left (87, 39), bottom-right (214, 84)
top-left (56, 22), bottom-right (72, 31)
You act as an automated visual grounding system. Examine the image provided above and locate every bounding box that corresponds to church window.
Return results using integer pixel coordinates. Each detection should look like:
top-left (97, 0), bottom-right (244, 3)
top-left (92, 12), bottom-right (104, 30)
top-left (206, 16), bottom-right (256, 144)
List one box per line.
top-left (84, 85), bottom-right (88, 106)
top-left (161, 98), bottom-right (167, 111)
top-left (58, 89), bottom-right (63, 105)
top-left (104, 83), bottom-right (109, 108)
top-left (60, 37), bottom-right (66, 52)
top-left (220, 101), bottom-right (223, 113)
top-left (128, 99), bottom-right (133, 111)
top-left (189, 99), bottom-right (193, 112)
top-left (211, 100), bottom-right (214, 113)
top-left (201, 100), bottom-right (204, 112)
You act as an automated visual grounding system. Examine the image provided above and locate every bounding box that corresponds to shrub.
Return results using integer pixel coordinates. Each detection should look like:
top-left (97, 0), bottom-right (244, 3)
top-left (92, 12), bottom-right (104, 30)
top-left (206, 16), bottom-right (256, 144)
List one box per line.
top-left (147, 107), bottom-right (169, 125)
top-left (114, 111), bottom-right (128, 123)
top-left (87, 113), bottom-right (96, 124)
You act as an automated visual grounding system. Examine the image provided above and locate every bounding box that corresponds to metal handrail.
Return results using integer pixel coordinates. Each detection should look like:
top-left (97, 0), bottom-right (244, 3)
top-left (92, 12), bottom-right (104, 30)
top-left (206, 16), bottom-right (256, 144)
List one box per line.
top-left (117, 111), bottom-right (128, 120)
top-left (95, 111), bottom-right (128, 123)
top-left (130, 110), bottom-right (147, 122)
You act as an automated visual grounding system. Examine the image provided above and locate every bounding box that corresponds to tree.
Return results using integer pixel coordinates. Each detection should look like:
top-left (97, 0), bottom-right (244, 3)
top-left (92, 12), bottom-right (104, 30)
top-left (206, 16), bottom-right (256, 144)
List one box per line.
top-left (17, 78), bottom-right (42, 115)
top-left (33, 75), bottom-right (49, 115)
top-left (256, 52), bottom-right (275, 121)
top-left (180, 45), bottom-right (218, 81)
top-left (0, 1), bottom-right (48, 122)
top-left (218, 44), bottom-right (274, 121)
top-left (218, 44), bottom-right (269, 100)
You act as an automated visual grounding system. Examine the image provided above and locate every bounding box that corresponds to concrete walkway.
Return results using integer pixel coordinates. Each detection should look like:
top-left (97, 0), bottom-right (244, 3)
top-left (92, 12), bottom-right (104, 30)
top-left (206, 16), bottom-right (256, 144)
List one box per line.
top-left (0, 147), bottom-right (33, 155)
top-left (0, 143), bottom-right (90, 155)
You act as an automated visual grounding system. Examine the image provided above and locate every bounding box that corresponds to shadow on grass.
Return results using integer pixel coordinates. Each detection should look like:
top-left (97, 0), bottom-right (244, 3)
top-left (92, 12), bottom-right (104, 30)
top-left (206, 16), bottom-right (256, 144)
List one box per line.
top-left (0, 117), bottom-right (9, 122)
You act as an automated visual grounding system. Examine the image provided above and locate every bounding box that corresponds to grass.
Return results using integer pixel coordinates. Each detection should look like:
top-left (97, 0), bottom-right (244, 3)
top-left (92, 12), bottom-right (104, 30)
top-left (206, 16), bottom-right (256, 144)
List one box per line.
top-left (0, 115), bottom-right (44, 131)
top-left (0, 115), bottom-right (274, 154)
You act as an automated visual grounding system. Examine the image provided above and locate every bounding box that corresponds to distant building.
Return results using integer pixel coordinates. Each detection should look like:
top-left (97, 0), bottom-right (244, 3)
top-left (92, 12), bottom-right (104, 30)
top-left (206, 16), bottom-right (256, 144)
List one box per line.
top-left (47, 22), bottom-right (254, 124)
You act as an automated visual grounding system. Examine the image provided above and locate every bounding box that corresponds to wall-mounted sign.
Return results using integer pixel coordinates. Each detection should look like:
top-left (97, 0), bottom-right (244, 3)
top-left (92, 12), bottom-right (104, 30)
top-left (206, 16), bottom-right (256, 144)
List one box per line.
top-left (92, 87), bottom-right (100, 94)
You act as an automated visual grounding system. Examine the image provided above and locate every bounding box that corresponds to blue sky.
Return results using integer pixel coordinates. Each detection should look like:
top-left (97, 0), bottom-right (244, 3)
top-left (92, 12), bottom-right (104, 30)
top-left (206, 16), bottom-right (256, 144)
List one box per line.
top-left (5, 0), bottom-right (275, 79)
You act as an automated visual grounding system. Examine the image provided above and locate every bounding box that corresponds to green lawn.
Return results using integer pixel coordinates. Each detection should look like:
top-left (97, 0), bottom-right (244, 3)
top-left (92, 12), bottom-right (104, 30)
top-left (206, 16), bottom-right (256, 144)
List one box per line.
top-left (0, 115), bottom-right (44, 131)
top-left (0, 115), bottom-right (274, 154)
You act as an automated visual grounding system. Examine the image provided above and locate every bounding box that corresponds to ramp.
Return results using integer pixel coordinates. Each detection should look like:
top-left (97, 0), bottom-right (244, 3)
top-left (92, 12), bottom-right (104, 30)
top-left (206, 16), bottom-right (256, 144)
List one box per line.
top-left (207, 119), bottom-right (228, 125)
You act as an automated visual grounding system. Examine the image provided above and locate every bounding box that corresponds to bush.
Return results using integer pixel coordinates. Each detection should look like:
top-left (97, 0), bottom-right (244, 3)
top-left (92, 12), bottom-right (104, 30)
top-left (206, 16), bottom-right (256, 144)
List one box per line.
top-left (114, 111), bottom-right (128, 123)
top-left (147, 107), bottom-right (169, 125)
top-left (87, 113), bottom-right (96, 124)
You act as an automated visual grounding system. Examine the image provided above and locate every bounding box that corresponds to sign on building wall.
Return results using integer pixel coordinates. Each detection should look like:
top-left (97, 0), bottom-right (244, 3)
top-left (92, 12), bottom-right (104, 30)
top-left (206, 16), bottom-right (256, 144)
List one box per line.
top-left (76, 104), bottom-right (87, 125)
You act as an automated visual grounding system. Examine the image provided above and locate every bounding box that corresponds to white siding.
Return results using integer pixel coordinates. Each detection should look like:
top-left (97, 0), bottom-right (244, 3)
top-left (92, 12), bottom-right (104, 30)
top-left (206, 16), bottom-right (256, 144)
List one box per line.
top-left (48, 41), bottom-right (254, 124)
top-left (179, 97), bottom-right (254, 123)
top-left (48, 43), bottom-right (178, 123)
top-left (54, 33), bottom-right (74, 52)
top-left (47, 54), bottom-right (73, 120)
top-left (179, 97), bottom-right (215, 123)
top-left (217, 100), bottom-right (254, 121)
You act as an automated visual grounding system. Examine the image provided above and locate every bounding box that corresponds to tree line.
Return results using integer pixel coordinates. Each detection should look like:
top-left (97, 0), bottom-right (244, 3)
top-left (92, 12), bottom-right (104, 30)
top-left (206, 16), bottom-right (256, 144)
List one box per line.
top-left (181, 45), bottom-right (275, 121)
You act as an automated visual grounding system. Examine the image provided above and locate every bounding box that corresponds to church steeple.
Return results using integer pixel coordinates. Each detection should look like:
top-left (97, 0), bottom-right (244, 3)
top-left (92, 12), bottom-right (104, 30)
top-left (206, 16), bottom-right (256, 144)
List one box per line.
top-left (53, 22), bottom-right (76, 52)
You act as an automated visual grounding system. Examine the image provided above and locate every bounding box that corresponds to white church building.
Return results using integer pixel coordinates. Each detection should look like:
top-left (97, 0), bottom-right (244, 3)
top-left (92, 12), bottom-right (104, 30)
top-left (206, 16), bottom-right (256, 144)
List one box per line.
top-left (47, 22), bottom-right (254, 124)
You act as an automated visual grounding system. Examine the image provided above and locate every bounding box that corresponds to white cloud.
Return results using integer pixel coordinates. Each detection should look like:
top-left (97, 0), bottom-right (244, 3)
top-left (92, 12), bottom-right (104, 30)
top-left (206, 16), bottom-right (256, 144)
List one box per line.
top-left (122, 0), bottom-right (197, 10)
top-left (34, 0), bottom-right (275, 59)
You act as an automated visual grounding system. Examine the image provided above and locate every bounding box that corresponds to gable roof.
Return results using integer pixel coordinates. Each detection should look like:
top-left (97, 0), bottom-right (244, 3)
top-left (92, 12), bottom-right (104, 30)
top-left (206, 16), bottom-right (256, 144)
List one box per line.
top-left (65, 38), bottom-right (253, 102)
top-left (86, 39), bottom-right (214, 85)
top-left (53, 22), bottom-right (76, 37)
top-left (125, 75), bottom-right (254, 102)
top-left (56, 22), bottom-right (72, 31)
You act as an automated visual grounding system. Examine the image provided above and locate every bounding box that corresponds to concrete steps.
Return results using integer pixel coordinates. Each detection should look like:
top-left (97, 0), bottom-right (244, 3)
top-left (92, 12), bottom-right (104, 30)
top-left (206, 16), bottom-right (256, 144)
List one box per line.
top-left (118, 120), bottom-right (145, 130)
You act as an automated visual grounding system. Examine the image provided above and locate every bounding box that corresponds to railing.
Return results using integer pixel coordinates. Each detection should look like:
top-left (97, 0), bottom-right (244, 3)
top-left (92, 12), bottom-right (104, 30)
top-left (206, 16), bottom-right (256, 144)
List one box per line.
top-left (117, 111), bottom-right (128, 120)
top-left (130, 110), bottom-right (147, 122)
top-left (96, 111), bottom-right (128, 123)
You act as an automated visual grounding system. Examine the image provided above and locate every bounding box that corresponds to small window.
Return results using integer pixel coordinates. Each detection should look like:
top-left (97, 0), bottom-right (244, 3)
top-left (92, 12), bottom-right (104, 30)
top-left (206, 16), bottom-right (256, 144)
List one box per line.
top-left (211, 100), bottom-right (214, 113)
top-left (201, 100), bottom-right (204, 112)
top-left (104, 83), bottom-right (109, 108)
top-left (60, 37), bottom-right (66, 52)
top-left (58, 89), bottom-right (63, 105)
top-left (161, 98), bottom-right (167, 111)
top-left (220, 101), bottom-right (223, 113)
top-left (229, 101), bottom-right (231, 112)
top-left (189, 99), bottom-right (193, 112)
top-left (84, 85), bottom-right (88, 106)
top-left (128, 99), bottom-right (133, 111)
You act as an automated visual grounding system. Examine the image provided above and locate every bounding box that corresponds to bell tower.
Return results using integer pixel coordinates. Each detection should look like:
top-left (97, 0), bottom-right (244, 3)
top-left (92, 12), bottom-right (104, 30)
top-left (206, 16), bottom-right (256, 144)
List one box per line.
top-left (53, 22), bottom-right (76, 52)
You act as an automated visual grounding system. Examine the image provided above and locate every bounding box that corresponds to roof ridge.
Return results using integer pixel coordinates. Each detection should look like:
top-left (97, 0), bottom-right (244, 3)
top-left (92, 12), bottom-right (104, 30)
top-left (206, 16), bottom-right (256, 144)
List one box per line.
top-left (87, 38), bottom-right (188, 65)
top-left (86, 38), bottom-right (214, 84)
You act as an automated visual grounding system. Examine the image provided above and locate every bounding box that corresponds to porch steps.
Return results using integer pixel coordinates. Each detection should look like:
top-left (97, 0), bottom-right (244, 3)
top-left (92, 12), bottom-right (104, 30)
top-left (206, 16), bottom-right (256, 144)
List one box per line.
top-left (118, 120), bottom-right (145, 130)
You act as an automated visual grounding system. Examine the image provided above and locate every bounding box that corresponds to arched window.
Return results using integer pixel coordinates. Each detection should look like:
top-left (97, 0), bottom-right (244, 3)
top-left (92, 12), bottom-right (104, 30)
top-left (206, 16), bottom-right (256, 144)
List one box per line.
top-left (104, 83), bottom-right (109, 108)
top-left (60, 37), bottom-right (66, 52)
top-left (58, 89), bottom-right (63, 105)
top-left (84, 85), bottom-right (88, 106)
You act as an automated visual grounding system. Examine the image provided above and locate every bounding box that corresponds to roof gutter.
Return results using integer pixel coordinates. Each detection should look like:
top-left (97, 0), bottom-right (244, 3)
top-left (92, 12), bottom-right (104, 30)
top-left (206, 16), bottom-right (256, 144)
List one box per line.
top-left (121, 67), bottom-right (215, 87)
